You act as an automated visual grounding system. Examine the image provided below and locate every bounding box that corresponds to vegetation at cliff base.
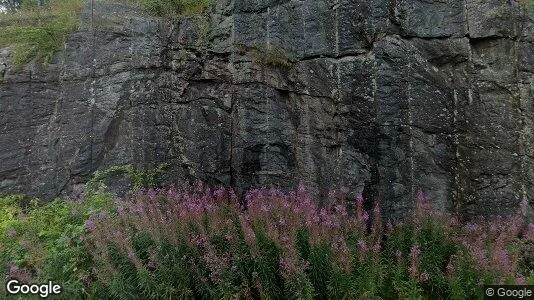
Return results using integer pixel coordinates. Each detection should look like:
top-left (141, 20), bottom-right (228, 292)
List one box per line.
top-left (1, 179), bottom-right (532, 299)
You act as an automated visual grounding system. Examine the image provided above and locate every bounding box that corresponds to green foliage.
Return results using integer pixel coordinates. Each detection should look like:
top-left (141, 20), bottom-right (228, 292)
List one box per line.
top-left (262, 46), bottom-right (293, 68)
top-left (0, 191), bottom-right (115, 298)
top-left (235, 43), bottom-right (294, 69)
top-left (0, 0), bottom-right (84, 66)
top-left (87, 163), bottom-right (168, 192)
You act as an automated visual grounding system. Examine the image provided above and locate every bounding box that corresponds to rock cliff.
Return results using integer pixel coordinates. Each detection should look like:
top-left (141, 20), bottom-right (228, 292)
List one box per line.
top-left (0, 0), bottom-right (532, 218)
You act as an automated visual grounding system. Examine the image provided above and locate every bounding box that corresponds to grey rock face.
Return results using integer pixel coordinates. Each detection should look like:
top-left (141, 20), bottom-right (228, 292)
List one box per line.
top-left (0, 0), bottom-right (532, 219)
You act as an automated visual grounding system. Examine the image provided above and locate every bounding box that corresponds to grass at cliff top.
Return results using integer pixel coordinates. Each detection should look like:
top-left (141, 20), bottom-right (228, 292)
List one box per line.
top-left (0, 0), bottom-right (211, 66)
top-left (0, 0), bottom-right (84, 66)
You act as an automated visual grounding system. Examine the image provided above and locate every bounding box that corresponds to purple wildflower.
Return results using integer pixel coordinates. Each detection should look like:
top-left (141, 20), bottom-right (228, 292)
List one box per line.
top-left (356, 194), bottom-right (364, 205)
top-left (8, 264), bottom-right (19, 277)
top-left (85, 219), bottom-right (95, 231)
top-left (516, 274), bottom-right (526, 285)
top-left (523, 223), bottom-right (534, 242)
top-left (280, 258), bottom-right (296, 276)
top-left (410, 245), bottom-right (421, 260)
top-left (358, 240), bottom-right (367, 251)
top-left (147, 259), bottom-right (157, 270)
top-left (373, 243), bottom-right (381, 253)
top-left (73, 184), bottom-right (85, 204)
top-left (98, 211), bottom-right (109, 220)
top-left (281, 235), bottom-right (291, 245)
top-left (335, 204), bottom-right (347, 217)
top-left (420, 272), bottom-right (429, 282)
top-left (363, 211), bottom-right (369, 223)
top-left (386, 221), bottom-right (394, 234)
top-left (213, 187), bottom-right (225, 200)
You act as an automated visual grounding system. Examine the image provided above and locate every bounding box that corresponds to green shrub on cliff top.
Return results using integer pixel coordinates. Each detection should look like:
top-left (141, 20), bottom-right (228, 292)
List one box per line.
top-left (0, 0), bottom-right (211, 66)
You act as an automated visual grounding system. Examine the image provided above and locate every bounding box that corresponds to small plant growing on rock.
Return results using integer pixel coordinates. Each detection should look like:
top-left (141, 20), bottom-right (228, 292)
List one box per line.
top-left (235, 43), bottom-right (293, 69)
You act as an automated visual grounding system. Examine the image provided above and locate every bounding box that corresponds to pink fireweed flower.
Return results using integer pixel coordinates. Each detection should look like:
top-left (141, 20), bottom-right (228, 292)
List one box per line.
top-left (131, 204), bottom-right (143, 215)
top-left (420, 272), bottom-right (429, 282)
top-left (328, 190), bottom-right (338, 201)
top-left (358, 240), bottom-right (367, 250)
top-left (147, 188), bottom-right (157, 200)
top-left (516, 274), bottom-right (526, 285)
top-left (281, 235), bottom-right (291, 245)
top-left (465, 223), bottom-right (478, 232)
top-left (229, 189), bottom-right (238, 203)
top-left (335, 204), bottom-right (347, 217)
top-left (85, 220), bottom-right (95, 232)
top-left (213, 187), bottom-right (225, 200)
top-left (7, 262), bottom-right (19, 277)
top-left (373, 243), bottom-right (381, 253)
top-left (190, 234), bottom-right (207, 246)
top-left (319, 208), bottom-right (329, 220)
top-left (523, 223), bottom-right (534, 242)
top-left (98, 211), bottom-right (109, 220)
top-left (73, 184), bottom-right (84, 204)
top-left (280, 258), bottom-right (297, 276)
top-left (297, 182), bottom-right (307, 196)
top-left (408, 265), bottom-right (417, 278)
top-left (373, 202), bottom-right (381, 215)
top-left (363, 211), bottom-right (369, 223)
top-left (409, 244), bottom-right (421, 277)
top-left (147, 259), bottom-right (157, 270)
top-left (356, 194), bottom-right (364, 206)
top-left (493, 249), bottom-right (511, 272)
top-left (415, 190), bottom-right (427, 210)
top-left (386, 221), bottom-right (394, 235)
top-left (410, 245), bottom-right (421, 260)
top-left (260, 204), bottom-right (270, 214)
